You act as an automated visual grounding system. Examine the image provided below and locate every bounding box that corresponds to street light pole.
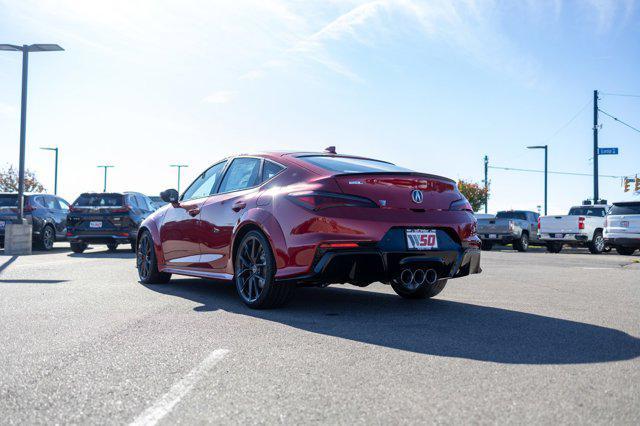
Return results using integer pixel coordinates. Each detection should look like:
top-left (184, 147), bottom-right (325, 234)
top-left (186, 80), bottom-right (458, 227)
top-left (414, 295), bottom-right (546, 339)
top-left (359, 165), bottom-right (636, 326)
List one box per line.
top-left (527, 145), bottom-right (548, 215)
top-left (97, 165), bottom-right (114, 192)
top-left (40, 147), bottom-right (59, 194)
top-left (0, 43), bottom-right (64, 222)
top-left (170, 164), bottom-right (189, 193)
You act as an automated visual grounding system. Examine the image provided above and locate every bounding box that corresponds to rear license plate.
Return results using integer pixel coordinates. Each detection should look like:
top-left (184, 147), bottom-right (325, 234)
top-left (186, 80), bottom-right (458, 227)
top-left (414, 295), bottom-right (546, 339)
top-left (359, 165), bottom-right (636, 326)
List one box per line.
top-left (406, 229), bottom-right (438, 250)
top-left (0, 221), bottom-right (5, 229)
top-left (550, 233), bottom-right (563, 238)
top-left (489, 234), bottom-right (497, 239)
top-left (89, 221), bottom-right (103, 229)
top-left (621, 221), bottom-right (629, 228)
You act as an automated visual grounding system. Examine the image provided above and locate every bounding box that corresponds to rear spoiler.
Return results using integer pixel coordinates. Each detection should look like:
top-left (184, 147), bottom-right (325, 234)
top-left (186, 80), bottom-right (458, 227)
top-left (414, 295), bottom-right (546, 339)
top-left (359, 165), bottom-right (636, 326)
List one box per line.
top-left (333, 171), bottom-right (456, 184)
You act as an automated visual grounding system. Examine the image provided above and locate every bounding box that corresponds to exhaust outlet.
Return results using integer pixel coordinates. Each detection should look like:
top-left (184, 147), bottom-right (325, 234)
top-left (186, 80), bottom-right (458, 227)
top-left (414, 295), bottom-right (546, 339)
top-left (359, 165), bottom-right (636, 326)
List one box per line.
top-left (412, 269), bottom-right (426, 285)
top-left (424, 269), bottom-right (437, 285)
top-left (400, 269), bottom-right (413, 285)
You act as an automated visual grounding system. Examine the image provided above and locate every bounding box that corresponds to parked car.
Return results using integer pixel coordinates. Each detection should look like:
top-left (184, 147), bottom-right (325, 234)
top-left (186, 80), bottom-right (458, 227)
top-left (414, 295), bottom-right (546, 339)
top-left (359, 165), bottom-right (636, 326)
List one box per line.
top-left (476, 210), bottom-right (542, 252)
top-left (148, 195), bottom-right (168, 210)
top-left (604, 201), bottom-right (640, 255)
top-left (539, 204), bottom-right (609, 254)
top-left (0, 192), bottom-right (71, 250)
top-left (66, 192), bottom-right (156, 253)
top-left (135, 151), bottom-right (482, 309)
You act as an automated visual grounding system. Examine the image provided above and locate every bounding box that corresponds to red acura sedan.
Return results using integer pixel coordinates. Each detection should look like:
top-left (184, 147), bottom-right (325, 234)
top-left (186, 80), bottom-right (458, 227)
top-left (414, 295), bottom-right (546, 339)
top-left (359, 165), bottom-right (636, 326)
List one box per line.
top-left (136, 150), bottom-right (481, 308)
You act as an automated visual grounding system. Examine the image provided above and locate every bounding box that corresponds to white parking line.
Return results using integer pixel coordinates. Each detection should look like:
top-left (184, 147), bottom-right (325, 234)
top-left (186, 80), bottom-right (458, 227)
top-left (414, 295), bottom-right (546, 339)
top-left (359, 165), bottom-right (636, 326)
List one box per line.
top-left (129, 349), bottom-right (229, 426)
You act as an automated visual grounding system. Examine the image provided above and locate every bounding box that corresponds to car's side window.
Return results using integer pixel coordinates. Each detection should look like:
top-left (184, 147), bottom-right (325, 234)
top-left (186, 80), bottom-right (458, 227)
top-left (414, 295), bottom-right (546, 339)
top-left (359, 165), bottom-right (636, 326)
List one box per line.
top-left (128, 195), bottom-right (139, 209)
top-left (218, 158), bottom-right (262, 194)
top-left (43, 196), bottom-right (57, 210)
top-left (182, 161), bottom-right (227, 201)
top-left (262, 160), bottom-right (285, 182)
top-left (135, 194), bottom-right (148, 211)
top-left (57, 198), bottom-right (70, 211)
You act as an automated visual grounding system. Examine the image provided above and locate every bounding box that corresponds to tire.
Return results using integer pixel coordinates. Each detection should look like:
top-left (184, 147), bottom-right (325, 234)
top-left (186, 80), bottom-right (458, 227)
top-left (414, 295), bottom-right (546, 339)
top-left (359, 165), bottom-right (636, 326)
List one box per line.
top-left (234, 230), bottom-right (294, 309)
top-left (616, 247), bottom-right (636, 256)
top-left (137, 231), bottom-right (171, 284)
top-left (70, 242), bottom-right (87, 253)
top-left (513, 233), bottom-right (529, 252)
top-left (588, 231), bottom-right (605, 254)
top-left (37, 225), bottom-right (55, 251)
top-left (481, 241), bottom-right (493, 251)
top-left (546, 242), bottom-right (563, 253)
top-left (107, 243), bottom-right (119, 252)
top-left (391, 277), bottom-right (448, 299)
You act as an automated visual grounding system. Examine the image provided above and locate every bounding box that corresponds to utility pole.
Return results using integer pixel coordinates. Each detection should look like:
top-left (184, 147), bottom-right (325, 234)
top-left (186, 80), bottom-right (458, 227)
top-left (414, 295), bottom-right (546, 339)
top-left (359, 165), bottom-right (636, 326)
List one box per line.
top-left (97, 165), bottom-right (114, 192)
top-left (483, 155), bottom-right (489, 214)
top-left (593, 89), bottom-right (599, 202)
top-left (170, 164), bottom-right (189, 193)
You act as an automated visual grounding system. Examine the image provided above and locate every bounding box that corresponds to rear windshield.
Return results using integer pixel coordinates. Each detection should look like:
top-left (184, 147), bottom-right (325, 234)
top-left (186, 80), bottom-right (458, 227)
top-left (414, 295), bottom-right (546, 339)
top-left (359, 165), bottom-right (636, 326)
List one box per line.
top-left (496, 211), bottom-right (527, 220)
top-left (299, 156), bottom-right (412, 174)
top-left (568, 207), bottom-right (606, 217)
top-left (609, 203), bottom-right (640, 215)
top-left (0, 194), bottom-right (18, 207)
top-left (73, 194), bottom-right (123, 207)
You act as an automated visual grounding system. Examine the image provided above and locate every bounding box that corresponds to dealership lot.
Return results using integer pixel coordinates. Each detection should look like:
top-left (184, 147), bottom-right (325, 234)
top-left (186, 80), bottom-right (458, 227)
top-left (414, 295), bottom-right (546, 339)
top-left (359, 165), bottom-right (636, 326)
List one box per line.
top-left (0, 246), bottom-right (638, 424)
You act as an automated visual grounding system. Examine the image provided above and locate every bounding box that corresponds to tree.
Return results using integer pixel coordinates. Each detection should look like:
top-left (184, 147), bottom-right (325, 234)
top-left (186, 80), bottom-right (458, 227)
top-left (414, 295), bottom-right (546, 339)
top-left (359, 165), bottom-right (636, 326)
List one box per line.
top-left (0, 165), bottom-right (46, 193)
top-left (457, 179), bottom-right (489, 213)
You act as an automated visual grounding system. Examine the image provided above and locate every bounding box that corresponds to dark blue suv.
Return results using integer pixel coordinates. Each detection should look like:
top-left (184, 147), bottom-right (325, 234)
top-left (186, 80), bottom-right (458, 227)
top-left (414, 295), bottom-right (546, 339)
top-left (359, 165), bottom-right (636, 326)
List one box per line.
top-left (66, 192), bottom-right (156, 253)
top-left (0, 193), bottom-right (71, 250)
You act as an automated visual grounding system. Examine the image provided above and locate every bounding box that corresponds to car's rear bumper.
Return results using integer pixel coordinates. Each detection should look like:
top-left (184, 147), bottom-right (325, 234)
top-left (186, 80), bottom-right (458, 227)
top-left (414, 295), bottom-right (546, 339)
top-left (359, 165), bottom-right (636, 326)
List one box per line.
top-left (604, 236), bottom-right (640, 249)
top-left (540, 233), bottom-right (590, 243)
top-left (68, 232), bottom-right (134, 244)
top-left (277, 228), bottom-right (481, 285)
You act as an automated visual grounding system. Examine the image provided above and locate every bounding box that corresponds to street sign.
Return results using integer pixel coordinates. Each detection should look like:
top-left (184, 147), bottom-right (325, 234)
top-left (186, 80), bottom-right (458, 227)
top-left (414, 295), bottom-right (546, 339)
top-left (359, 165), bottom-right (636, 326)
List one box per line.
top-left (598, 147), bottom-right (618, 155)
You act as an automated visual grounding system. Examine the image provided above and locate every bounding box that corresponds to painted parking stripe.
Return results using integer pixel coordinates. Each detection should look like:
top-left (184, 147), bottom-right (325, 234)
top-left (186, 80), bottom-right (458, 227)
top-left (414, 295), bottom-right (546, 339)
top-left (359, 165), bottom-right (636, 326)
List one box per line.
top-left (130, 349), bottom-right (229, 426)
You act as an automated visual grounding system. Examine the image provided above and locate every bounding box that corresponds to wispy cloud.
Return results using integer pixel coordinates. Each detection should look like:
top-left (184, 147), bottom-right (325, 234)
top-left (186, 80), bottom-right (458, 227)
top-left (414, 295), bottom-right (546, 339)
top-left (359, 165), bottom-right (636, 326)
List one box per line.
top-left (202, 91), bottom-right (237, 104)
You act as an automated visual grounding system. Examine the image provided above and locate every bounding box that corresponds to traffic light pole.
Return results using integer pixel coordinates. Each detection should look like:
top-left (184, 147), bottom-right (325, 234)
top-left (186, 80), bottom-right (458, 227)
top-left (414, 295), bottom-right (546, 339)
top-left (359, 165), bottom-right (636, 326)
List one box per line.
top-left (593, 90), bottom-right (599, 202)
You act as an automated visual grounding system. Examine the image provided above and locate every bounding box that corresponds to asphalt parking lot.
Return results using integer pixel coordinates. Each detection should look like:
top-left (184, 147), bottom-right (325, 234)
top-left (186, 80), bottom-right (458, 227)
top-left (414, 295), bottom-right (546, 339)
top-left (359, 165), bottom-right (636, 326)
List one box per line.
top-left (0, 244), bottom-right (638, 424)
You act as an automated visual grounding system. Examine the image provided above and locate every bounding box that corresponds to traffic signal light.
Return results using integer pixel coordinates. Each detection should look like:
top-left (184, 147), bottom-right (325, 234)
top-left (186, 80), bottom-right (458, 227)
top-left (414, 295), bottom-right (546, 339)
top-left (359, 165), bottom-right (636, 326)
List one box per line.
top-left (624, 177), bottom-right (633, 192)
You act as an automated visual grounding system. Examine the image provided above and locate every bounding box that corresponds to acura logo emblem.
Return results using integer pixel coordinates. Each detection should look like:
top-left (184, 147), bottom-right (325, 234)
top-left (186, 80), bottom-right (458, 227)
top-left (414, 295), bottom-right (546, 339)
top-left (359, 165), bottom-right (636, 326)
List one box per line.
top-left (411, 189), bottom-right (423, 203)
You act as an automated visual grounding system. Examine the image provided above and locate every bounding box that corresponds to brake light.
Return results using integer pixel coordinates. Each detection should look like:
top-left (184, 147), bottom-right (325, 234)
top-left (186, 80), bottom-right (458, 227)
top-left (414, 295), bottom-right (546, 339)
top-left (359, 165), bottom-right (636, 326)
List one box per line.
top-left (537, 217), bottom-right (541, 230)
top-left (111, 206), bottom-right (131, 213)
top-left (287, 192), bottom-right (377, 211)
top-left (319, 242), bottom-right (360, 249)
top-left (578, 216), bottom-right (585, 230)
top-left (448, 198), bottom-right (473, 212)
top-left (23, 199), bottom-right (35, 213)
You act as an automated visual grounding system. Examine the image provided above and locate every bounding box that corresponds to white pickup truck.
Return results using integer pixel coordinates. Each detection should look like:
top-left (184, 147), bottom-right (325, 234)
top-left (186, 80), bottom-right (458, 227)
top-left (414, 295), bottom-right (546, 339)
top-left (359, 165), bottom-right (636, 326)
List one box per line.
top-left (539, 204), bottom-right (609, 254)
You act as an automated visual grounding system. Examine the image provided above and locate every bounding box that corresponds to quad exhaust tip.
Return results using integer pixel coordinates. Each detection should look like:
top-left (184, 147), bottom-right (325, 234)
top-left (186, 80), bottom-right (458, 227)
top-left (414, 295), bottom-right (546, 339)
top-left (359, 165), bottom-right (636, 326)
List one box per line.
top-left (399, 268), bottom-right (438, 286)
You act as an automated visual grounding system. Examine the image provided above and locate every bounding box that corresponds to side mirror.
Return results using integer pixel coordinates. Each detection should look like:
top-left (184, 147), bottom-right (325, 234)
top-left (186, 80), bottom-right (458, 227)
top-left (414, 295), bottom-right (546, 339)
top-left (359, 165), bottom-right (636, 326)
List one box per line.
top-left (160, 189), bottom-right (179, 204)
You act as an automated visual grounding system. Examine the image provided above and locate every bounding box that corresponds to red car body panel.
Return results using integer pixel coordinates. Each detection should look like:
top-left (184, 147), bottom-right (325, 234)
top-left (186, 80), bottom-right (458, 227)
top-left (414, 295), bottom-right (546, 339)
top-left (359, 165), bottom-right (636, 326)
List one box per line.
top-left (140, 152), bottom-right (481, 284)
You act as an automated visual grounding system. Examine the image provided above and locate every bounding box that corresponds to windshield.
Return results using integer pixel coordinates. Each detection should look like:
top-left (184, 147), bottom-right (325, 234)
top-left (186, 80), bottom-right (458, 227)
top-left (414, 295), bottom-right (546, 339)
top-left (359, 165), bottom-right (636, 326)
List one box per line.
top-left (0, 194), bottom-right (18, 207)
top-left (568, 207), bottom-right (606, 217)
top-left (496, 211), bottom-right (527, 220)
top-left (299, 156), bottom-right (413, 174)
top-left (73, 194), bottom-right (123, 207)
top-left (609, 203), bottom-right (640, 215)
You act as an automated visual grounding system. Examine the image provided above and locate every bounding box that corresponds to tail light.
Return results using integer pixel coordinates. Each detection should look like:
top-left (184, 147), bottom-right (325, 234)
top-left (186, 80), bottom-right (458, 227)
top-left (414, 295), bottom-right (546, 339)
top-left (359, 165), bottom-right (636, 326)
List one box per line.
top-left (537, 217), bottom-right (541, 230)
top-left (449, 198), bottom-right (473, 212)
top-left (287, 192), bottom-right (377, 211)
top-left (319, 242), bottom-right (360, 249)
top-left (111, 206), bottom-right (131, 213)
top-left (578, 216), bottom-right (585, 230)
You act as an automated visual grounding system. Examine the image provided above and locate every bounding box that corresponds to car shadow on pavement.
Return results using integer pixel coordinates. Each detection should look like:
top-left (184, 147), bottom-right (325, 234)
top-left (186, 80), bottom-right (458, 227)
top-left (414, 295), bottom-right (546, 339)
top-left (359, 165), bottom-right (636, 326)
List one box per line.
top-left (143, 279), bottom-right (640, 365)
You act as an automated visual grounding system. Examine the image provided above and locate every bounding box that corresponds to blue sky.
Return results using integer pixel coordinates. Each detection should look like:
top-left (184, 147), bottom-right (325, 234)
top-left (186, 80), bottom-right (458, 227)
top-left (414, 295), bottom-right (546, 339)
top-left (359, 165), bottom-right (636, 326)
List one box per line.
top-left (0, 0), bottom-right (639, 213)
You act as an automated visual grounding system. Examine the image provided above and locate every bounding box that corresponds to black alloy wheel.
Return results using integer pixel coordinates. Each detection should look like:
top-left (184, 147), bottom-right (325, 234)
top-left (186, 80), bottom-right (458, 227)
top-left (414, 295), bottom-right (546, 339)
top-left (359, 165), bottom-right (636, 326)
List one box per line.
top-left (234, 230), bottom-right (294, 309)
top-left (137, 231), bottom-right (171, 284)
top-left (39, 225), bottom-right (55, 251)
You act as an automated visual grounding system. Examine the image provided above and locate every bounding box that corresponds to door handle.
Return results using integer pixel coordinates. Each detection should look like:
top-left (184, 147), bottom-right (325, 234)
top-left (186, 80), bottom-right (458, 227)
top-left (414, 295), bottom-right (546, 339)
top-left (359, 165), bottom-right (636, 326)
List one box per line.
top-left (232, 201), bottom-right (246, 212)
top-left (188, 208), bottom-right (200, 217)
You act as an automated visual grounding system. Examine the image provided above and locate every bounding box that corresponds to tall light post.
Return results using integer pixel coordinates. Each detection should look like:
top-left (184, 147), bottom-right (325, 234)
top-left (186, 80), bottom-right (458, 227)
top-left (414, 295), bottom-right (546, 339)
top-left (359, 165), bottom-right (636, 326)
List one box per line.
top-left (527, 145), bottom-right (548, 215)
top-left (40, 147), bottom-right (59, 195)
top-left (170, 164), bottom-right (188, 193)
top-left (97, 165), bottom-right (114, 192)
top-left (0, 43), bottom-right (63, 221)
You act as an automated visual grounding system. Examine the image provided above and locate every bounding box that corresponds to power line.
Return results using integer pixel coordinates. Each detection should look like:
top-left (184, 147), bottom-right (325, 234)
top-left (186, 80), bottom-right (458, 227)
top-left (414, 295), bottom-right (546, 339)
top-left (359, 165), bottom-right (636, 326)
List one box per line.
top-left (598, 108), bottom-right (640, 134)
top-left (488, 165), bottom-right (622, 178)
top-left (601, 92), bottom-right (640, 98)
top-left (541, 98), bottom-right (591, 144)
